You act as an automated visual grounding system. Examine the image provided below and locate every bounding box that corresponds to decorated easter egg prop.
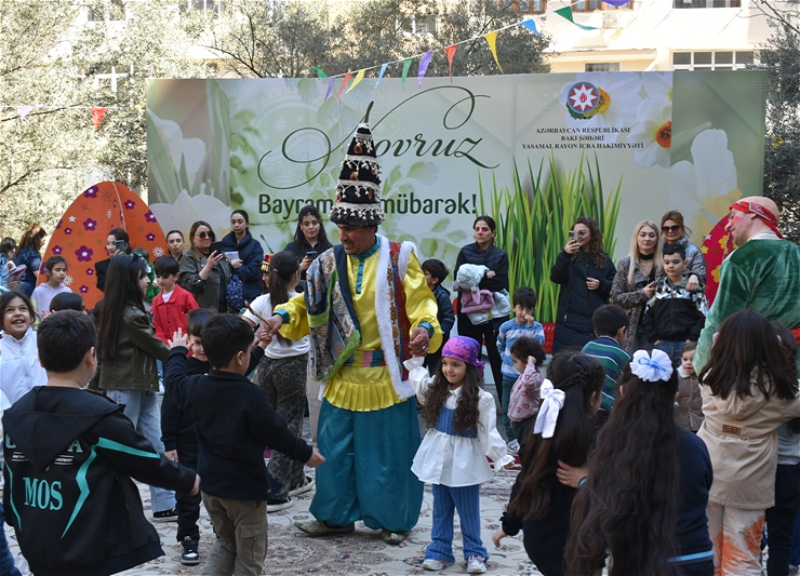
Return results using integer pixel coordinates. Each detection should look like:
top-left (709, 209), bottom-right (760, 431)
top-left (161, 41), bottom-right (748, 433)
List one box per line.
top-left (700, 215), bottom-right (735, 307)
top-left (40, 182), bottom-right (166, 310)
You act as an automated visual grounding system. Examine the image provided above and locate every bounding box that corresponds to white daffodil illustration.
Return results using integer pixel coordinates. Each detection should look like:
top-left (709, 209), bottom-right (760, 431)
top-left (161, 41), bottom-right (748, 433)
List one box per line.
top-left (642, 72), bottom-right (672, 102)
top-left (149, 190), bottom-right (232, 242)
top-left (628, 97), bottom-right (672, 169)
top-left (669, 129), bottom-right (740, 244)
top-left (557, 73), bottom-right (644, 143)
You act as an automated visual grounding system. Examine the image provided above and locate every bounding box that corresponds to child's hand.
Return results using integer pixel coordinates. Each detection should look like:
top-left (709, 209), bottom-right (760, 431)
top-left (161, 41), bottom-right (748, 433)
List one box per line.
top-left (503, 459), bottom-right (516, 470)
top-left (40, 309), bottom-right (52, 319)
top-left (305, 447), bottom-right (326, 468)
top-left (523, 313), bottom-right (535, 325)
top-left (165, 450), bottom-right (178, 463)
top-left (556, 460), bottom-right (588, 489)
top-left (256, 325), bottom-right (271, 348)
top-left (527, 355), bottom-right (537, 366)
top-left (168, 328), bottom-right (189, 349)
top-left (492, 527), bottom-right (507, 547)
top-left (189, 474), bottom-right (201, 496)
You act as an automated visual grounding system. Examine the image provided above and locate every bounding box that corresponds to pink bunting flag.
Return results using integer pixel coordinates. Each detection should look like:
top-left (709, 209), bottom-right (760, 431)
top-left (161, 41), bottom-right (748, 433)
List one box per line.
top-left (91, 107), bottom-right (107, 130)
top-left (417, 52), bottom-right (433, 87)
top-left (336, 72), bottom-right (353, 99)
top-left (18, 106), bottom-right (35, 121)
top-left (445, 45), bottom-right (457, 83)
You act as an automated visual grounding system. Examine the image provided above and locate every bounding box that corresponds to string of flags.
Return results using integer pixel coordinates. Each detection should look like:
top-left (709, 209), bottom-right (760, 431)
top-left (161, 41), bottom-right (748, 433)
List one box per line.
top-left (1, 104), bottom-right (144, 129)
top-left (315, 2), bottom-right (631, 99)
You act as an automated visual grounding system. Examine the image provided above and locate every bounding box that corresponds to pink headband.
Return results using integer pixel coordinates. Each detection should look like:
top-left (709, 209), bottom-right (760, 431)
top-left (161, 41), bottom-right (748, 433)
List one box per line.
top-left (441, 336), bottom-right (485, 373)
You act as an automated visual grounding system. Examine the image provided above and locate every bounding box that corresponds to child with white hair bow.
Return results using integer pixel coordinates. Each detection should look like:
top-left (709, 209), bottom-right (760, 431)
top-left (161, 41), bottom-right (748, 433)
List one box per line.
top-left (493, 351), bottom-right (605, 576)
top-left (566, 348), bottom-right (715, 576)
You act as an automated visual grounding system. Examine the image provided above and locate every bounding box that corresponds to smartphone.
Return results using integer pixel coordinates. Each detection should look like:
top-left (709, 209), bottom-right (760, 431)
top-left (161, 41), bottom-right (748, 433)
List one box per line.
top-left (115, 240), bottom-right (128, 253)
top-left (568, 230), bottom-right (575, 241)
top-left (305, 251), bottom-right (318, 259)
top-left (210, 241), bottom-right (224, 255)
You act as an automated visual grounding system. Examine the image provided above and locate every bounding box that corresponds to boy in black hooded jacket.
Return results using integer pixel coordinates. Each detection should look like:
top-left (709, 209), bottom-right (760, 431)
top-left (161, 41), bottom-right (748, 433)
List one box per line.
top-left (3, 310), bottom-right (199, 576)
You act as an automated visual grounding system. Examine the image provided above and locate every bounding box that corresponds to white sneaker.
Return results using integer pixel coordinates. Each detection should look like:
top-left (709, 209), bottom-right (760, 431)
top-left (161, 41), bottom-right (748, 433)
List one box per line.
top-left (422, 558), bottom-right (443, 571)
top-left (507, 439), bottom-right (520, 454)
top-left (467, 555), bottom-right (487, 574)
top-left (288, 475), bottom-right (315, 497)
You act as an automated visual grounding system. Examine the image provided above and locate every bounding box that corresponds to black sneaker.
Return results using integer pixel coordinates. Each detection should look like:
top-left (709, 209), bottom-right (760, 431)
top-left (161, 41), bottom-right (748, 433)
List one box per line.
top-left (180, 536), bottom-right (200, 566)
top-left (152, 508), bottom-right (178, 522)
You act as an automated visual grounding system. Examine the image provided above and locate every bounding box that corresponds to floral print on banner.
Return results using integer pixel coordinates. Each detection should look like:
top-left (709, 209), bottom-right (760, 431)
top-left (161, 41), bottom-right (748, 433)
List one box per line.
top-left (38, 182), bottom-right (167, 310)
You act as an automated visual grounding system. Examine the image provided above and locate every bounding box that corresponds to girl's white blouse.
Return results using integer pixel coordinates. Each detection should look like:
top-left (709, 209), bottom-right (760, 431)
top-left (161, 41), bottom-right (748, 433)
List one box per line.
top-left (405, 357), bottom-right (514, 487)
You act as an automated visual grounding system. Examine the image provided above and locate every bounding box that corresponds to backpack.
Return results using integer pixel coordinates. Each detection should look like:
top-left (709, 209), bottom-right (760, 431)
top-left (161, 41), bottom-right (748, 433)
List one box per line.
top-left (226, 274), bottom-right (244, 313)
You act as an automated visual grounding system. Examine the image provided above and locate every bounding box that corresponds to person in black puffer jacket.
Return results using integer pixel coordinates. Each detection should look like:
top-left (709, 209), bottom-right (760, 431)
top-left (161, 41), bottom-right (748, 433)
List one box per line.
top-left (219, 210), bottom-right (265, 306)
top-left (550, 216), bottom-right (616, 353)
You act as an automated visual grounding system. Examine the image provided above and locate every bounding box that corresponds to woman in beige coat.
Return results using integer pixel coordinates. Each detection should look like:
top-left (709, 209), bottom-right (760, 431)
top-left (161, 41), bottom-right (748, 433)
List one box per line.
top-left (697, 310), bottom-right (800, 576)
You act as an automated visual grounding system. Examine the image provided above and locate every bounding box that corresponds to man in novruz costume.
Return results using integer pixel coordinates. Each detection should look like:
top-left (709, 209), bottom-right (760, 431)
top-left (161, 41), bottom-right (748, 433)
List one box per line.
top-left (265, 123), bottom-right (442, 544)
top-left (695, 196), bottom-right (800, 373)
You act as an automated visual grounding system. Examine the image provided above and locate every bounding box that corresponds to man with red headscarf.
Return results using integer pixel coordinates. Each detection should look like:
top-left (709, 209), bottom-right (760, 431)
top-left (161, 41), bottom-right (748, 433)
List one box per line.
top-left (695, 195), bottom-right (800, 373)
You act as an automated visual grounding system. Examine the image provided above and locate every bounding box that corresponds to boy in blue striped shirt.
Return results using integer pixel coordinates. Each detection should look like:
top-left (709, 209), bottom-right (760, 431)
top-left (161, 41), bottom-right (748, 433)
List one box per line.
top-left (581, 304), bottom-right (631, 428)
top-left (496, 287), bottom-right (544, 453)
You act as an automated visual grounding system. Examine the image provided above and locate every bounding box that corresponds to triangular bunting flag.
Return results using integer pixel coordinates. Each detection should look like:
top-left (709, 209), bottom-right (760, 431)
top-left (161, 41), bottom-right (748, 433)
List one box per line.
top-left (336, 71), bottom-right (353, 99)
top-left (605, 0), bottom-right (630, 5)
top-left (347, 69), bottom-right (366, 93)
top-left (483, 32), bottom-right (503, 74)
top-left (375, 63), bottom-right (388, 89)
top-left (445, 45), bottom-right (457, 83)
top-left (401, 58), bottom-right (412, 88)
top-left (91, 107), bottom-right (107, 130)
top-left (521, 19), bottom-right (541, 37)
top-left (18, 106), bottom-right (35, 121)
top-left (554, 6), bottom-right (598, 30)
top-left (418, 52), bottom-right (433, 87)
top-left (324, 77), bottom-right (334, 102)
top-left (313, 66), bottom-right (328, 79)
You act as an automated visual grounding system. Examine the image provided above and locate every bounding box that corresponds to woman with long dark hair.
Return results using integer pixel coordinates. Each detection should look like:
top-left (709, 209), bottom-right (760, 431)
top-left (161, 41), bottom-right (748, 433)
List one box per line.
top-left (95, 228), bottom-right (131, 292)
top-left (178, 221), bottom-right (231, 312)
top-left (219, 209), bottom-right (265, 305)
top-left (13, 223), bottom-right (47, 297)
top-left (550, 216), bottom-right (616, 352)
top-left (284, 205), bottom-right (333, 289)
top-left (91, 254), bottom-right (175, 521)
top-left (243, 251), bottom-right (311, 511)
top-left (567, 350), bottom-right (714, 576)
top-left (493, 352), bottom-right (604, 576)
top-left (454, 215), bottom-right (509, 398)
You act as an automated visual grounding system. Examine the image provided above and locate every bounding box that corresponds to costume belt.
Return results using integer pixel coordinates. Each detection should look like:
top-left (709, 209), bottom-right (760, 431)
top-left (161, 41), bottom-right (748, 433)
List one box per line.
top-left (343, 349), bottom-right (386, 367)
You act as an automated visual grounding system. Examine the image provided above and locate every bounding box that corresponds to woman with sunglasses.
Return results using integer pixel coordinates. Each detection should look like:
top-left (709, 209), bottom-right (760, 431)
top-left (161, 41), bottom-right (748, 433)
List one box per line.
top-left (550, 216), bottom-right (616, 353)
top-left (178, 221), bottom-right (231, 312)
top-left (610, 220), bottom-right (664, 353)
top-left (661, 211), bottom-right (706, 293)
top-left (454, 215), bottom-right (509, 399)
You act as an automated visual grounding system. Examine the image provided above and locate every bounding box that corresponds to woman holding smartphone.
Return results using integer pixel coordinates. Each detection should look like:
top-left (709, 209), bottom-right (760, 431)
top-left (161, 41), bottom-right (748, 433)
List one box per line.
top-left (284, 205), bottom-right (333, 291)
top-left (550, 216), bottom-right (616, 353)
top-left (95, 228), bottom-right (132, 292)
top-left (178, 221), bottom-right (231, 312)
top-left (219, 209), bottom-right (265, 305)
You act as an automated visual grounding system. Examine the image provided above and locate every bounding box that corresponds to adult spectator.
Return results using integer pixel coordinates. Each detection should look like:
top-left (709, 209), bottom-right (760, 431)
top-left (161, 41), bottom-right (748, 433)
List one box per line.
top-left (611, 220), bottom-right (663, 353)
top-left (179, 221), bottom-right (231, 312)
top-left (219, 210), bottom-right (264, 305)
top-left (95, 228), bottom-right (131, 292)
top-left (284, 205), bottom-right (333, 291)
top-left (454, 215), bottom-right (509, 395)
top-left (166, 230), bottom-right (186, 263)
top-left (550, 216), bottom-right (616, 353)
top-left (13, 223), bottom-right (47, 297)
top-left (661, 210), bottom-right (705, 292)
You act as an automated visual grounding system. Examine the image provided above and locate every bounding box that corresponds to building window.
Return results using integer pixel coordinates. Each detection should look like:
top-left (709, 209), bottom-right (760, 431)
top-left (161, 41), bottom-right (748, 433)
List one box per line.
top-left (88, 0), bottom-right (125, 22)
top-left (585, 63), bottom-right (621, 72)
top-left (508, 0), bottom-right (546, 13)
top-left (673, 0), bottom-right (741, 8)
top-left (672, 50), bottom-right (754, 69)
top-left (401, 14), bottom-right (437, 36)
top-left (573, 0), bottom-right (633, 10)
top-left (94, 66), bottom-right (129, 93)
top-left (180, 0), bottom-right (222, 16)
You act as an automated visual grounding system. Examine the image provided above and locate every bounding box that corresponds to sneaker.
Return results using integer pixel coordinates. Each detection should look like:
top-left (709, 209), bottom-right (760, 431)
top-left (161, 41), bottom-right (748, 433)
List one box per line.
top-left (507, 439), bottom-right (520, 455)
top-left (180, 536), bottom-right (200, 566)
top-left (467, 555), bottom-right (487, 574)
top-left (288, 475), bottom-right (315, 497)
top-left (266, 496), bottom-right (293, 513)
top-left (152, 508), bottom-right (178, 523)
top-left (422, 558), bottom-right (443, 571)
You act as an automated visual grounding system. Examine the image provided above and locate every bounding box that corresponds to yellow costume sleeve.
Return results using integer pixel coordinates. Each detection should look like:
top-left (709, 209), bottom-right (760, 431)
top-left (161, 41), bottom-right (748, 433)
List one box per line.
top-left (403, 252), bottom-right (443, 354)
top-left (275, 292), bottom-right (310, 341)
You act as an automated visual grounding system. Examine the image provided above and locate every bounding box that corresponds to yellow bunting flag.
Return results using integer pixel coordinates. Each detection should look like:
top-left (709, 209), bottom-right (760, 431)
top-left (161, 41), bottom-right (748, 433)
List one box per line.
top-left (346, 69), bottom-right (366, 93)
top-left (483, 32), bottom-right (503, 74)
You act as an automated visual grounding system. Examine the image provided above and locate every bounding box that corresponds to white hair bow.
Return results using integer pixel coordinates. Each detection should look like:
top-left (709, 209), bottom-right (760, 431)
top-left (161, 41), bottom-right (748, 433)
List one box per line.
top-left (630, 349), bottom-right (673, 382)
top-left (533, 379), bottom-right (565, 439)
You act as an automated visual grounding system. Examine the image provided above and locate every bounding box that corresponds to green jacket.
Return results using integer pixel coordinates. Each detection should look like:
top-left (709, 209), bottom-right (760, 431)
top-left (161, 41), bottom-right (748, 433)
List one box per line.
top-left (90, 304), bottom-right (170, 392)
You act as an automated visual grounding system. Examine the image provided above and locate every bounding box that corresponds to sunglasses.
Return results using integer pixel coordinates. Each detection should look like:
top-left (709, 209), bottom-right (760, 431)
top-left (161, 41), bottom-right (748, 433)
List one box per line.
top-left (196, 231), bottom-right (214, 239)
top-left (474, 226), bottom-right (491, 233)
top-left (662, 225), bottom-right (681, 233)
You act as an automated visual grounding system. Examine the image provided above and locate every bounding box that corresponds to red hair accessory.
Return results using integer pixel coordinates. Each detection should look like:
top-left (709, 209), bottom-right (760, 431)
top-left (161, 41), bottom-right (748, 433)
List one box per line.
top-left (730, 201), bottom-right (783, 239)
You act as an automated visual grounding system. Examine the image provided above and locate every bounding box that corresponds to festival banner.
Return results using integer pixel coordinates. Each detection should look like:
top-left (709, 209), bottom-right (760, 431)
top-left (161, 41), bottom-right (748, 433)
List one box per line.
top-left (146, 71), bottom-right (766, 322)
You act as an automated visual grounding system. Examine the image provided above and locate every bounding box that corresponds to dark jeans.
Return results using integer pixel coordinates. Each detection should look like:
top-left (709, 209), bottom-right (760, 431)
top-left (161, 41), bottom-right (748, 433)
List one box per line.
top-left (511, 417), bottom-right (534, 449)
top-left (0, 504), bottom-right (21, 576)
top-left (458, 315), bottom-right (505, 397)
top-left (655, 340), bottom-right (685, 365)
top-left (175, 438), bottom-right (201, 542)
top-left (766, 464), bottom-right (800, 576)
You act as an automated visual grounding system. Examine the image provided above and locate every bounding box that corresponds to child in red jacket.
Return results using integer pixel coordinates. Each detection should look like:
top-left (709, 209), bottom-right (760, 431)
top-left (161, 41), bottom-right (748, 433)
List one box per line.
top-left (152, 256), bottom-right (198, 345)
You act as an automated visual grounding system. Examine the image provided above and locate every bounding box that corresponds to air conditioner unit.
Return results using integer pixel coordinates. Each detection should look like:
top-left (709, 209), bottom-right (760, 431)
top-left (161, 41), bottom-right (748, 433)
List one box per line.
top-left (603, 13), bottom-right (621, 29)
